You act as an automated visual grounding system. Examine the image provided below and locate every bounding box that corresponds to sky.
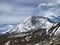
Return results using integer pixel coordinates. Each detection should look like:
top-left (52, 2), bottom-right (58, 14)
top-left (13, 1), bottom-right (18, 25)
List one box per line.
top-left (0, 0), bottom-right (60, 33)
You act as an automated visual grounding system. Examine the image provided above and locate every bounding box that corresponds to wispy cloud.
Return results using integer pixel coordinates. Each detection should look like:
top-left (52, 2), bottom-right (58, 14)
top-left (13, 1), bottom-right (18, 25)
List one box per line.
top-left (38, 7), bottom-right (60, 22)
top-left (0, 0), bottom-right (60, 24)
top-left (0, 0), bottom-right (40, 7)
top-left (0, 2), bottom-right (38, 24)
top-left (38, 0), bottom-right (60, 7)
top-left (37, 0), bottom-right (60, 22)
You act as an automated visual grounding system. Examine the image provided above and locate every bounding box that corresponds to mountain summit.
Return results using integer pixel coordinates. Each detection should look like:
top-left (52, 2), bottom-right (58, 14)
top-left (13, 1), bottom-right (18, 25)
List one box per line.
top-left (0, 16), bottom-right (60, 45)
top-left (2, 16), bottom-right (54, 34)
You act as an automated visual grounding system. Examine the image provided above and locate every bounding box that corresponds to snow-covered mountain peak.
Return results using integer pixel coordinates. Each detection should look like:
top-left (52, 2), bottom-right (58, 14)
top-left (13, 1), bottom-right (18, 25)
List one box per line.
top-left (2, 16), bottom-right (55, 34)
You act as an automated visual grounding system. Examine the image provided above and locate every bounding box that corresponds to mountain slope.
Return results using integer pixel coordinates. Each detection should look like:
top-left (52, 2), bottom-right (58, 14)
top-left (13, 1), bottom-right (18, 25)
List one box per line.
top-left (0, 16), bottom-right (60, 45)
top-left (2, 16), bottom-right (54, 34)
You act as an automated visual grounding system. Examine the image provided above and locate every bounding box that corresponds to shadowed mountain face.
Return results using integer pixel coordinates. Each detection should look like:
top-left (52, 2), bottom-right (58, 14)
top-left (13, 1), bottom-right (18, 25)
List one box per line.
top-left (0, 16), bottom-right (60, 45)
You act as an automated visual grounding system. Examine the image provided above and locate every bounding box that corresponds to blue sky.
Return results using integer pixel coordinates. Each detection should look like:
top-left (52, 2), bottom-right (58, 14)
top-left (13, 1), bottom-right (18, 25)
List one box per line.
top-left (0, 0), bottom-right (60, 33)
